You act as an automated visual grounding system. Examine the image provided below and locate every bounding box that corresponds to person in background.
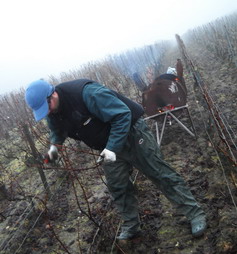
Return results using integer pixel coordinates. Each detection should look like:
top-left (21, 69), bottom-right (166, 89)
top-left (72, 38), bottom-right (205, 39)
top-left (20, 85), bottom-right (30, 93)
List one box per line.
top-left (25, 79), bottom-right (207, 240)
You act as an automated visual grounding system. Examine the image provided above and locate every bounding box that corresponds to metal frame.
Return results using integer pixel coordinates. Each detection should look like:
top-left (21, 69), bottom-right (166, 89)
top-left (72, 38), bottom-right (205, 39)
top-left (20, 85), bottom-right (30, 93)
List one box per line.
top-left (144, 105), bottom-right (196, 146)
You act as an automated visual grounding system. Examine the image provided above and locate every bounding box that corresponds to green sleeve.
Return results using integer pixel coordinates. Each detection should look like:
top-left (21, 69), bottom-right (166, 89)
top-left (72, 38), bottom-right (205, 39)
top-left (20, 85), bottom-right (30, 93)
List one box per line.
top-left (46, 116), bottom-right (67, 145)
top-left (82, 83), bottom-right (131, 153)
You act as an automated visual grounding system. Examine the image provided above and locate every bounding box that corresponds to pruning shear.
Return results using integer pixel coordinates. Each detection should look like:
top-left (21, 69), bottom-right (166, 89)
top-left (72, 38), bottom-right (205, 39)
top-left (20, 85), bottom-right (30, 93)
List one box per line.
top-left (43, 153), bottom-right (51, 164)
top-left (43, 153), bottom-right (58, 164)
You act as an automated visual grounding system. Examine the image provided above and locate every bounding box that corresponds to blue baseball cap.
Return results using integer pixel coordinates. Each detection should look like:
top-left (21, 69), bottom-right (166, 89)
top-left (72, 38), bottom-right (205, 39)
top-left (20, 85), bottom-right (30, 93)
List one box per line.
top-left (25, 80), bottom-right (55, 121)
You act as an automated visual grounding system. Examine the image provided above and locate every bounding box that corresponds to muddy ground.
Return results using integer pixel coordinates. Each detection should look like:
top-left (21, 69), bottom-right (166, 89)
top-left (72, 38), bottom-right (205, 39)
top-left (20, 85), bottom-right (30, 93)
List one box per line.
top-left (0, 45), bottom-right (237, 254)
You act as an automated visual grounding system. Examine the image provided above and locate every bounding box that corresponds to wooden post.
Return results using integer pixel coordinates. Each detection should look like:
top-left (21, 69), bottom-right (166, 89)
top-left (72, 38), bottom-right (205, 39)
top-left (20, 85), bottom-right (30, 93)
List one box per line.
top-left (22, 124), bottom-right (51, 197)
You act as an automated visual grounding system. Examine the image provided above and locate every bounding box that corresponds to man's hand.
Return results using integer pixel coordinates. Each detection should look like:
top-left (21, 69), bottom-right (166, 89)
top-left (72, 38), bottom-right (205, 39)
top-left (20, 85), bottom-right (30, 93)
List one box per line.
top-left (99, 148), bottom-right (116, 163)
top-left (47, 145), bottom-right (58, 162)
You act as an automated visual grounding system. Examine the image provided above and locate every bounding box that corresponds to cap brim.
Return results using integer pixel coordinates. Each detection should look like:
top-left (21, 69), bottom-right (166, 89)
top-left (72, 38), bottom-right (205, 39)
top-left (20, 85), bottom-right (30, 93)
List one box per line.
top-left (33, 99), bottom-right (49, 121)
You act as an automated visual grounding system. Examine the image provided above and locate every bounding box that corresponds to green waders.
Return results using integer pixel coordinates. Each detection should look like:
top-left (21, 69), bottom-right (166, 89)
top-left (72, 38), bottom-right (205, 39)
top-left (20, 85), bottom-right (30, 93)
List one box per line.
top-left (103, 119), bottom-right (205, 236)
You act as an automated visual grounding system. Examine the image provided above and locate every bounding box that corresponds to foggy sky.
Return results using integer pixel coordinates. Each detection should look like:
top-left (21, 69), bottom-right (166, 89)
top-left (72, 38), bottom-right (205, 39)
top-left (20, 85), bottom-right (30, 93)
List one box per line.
top-left (0, 0), bottom-right (236, 95)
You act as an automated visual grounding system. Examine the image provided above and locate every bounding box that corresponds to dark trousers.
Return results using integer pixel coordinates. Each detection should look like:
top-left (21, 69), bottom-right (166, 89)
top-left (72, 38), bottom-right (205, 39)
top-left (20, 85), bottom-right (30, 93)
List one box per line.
top-left (103, 119), bottom-right (204, 234)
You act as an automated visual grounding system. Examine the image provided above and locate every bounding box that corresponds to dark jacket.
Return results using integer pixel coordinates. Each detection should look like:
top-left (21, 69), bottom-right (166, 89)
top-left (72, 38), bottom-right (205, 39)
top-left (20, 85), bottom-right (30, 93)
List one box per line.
top-left (47, 79), bottom-right (144, 152)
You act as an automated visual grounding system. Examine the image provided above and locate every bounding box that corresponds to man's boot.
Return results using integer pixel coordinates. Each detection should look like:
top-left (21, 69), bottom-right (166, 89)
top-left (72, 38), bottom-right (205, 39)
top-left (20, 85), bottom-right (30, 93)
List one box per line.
top-left (191, 215), bottom-right (207, 237)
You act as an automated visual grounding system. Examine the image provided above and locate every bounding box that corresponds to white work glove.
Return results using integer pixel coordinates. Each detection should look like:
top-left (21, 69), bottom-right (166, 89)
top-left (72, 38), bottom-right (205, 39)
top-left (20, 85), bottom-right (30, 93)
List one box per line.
top-left (47, 145), bottom-right (58, 162)
top-left (99, 148), bottom-right (116, 163)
